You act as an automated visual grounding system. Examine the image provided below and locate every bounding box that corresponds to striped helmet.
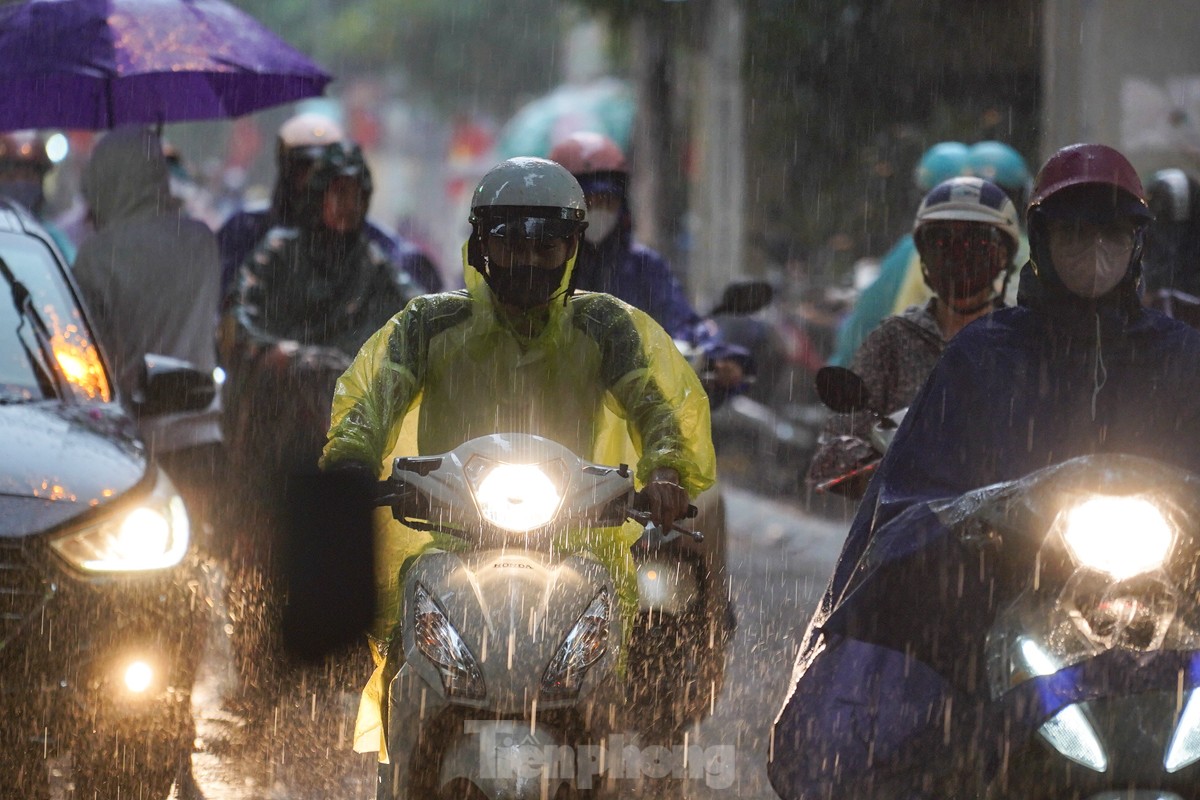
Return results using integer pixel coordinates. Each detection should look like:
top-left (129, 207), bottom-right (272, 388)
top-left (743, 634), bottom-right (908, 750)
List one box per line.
top-left (913, 176), bottom-right (1020, 252)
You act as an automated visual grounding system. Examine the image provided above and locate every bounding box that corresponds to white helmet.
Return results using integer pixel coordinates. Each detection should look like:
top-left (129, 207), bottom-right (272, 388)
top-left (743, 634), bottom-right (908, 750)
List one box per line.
top-left (913, 176), bottom-right (1020, 252)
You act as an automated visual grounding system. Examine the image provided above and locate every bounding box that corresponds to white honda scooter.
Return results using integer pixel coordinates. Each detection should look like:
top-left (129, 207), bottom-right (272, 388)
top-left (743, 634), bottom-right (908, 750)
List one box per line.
top-left (373, 433), bottom-right (702, 799)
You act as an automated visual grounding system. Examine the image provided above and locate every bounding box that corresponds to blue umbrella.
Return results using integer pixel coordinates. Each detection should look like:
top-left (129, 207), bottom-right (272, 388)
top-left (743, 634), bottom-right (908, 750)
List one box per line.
top-left (496, 78), bottom-right (635, 159)
top-left (0, 0), bottom-right (331, 130)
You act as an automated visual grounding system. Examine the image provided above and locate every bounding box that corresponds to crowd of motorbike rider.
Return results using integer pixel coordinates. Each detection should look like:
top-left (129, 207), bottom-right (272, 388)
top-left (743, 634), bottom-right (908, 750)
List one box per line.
top-left (40, 99), bottom-right (1200, 794)
top-left (772, 141), bottom-right (1200, 798)
top-left (196, 113), bottom-right (745, 752)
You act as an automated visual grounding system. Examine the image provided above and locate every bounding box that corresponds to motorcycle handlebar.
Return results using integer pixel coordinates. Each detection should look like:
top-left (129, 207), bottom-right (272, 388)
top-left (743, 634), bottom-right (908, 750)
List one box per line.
top-left (376, 477), bottom-right (702, 540)
top-left (631, 490), bottom-right (698, 519)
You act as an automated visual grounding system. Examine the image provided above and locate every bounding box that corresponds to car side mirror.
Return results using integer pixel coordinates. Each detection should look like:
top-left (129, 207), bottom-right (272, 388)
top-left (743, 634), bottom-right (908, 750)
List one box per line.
top-left (133, 354), bottom-right (216, 416)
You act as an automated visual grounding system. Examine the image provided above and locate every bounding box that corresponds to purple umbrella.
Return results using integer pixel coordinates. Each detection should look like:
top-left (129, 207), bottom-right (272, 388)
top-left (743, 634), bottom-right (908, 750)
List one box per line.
top-left (0, 0), bottom-right (332, 130)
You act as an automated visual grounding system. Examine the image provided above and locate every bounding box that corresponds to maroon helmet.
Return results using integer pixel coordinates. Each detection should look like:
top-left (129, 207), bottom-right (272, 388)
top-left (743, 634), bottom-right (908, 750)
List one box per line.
top-left (1028, 143), bottom-right (1150, 220)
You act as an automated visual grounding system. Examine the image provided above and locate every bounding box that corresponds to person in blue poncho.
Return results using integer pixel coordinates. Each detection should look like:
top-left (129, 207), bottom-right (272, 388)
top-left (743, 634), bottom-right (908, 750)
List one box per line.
top-left (769, 143), bottom-right (1200, 799)
top-left (548, 131), bottom-right (751, 400)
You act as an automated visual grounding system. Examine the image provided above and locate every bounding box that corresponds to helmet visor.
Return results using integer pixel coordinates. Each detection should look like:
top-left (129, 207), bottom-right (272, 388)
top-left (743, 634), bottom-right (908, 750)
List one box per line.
top-left (1038, 183), bottom-right (1151, 224)
top-left (917, 222), bottom-right (1010, 260)
top-left (485, 214), bottom-right (581, 246)
top-left (918, 221), bottom-right (1010, 300)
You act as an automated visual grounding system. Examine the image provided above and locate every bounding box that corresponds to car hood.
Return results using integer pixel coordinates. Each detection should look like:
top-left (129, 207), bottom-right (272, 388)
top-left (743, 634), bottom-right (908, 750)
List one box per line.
top-left (0, 402), bottom-right (147, 538)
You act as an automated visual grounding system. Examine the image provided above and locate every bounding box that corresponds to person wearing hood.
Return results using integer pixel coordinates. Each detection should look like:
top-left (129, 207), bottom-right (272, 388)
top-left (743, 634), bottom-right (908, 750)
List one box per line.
top-left (69, 126), bottom-right (221, 793)
top-left (221, 141), bottom-right (420, 509)
top-left (319, 156), bottom-right (715, 756)
top-left (216, 112), bottom-right (443, 300)
top-left (547, 131), bottom-right (750, 400)
top-left (72, 126), bottom-right (221, 458)
top-left (769, 143), bottom-right (1200, 799)
top-left (218, 140), bottom-right (422, 715)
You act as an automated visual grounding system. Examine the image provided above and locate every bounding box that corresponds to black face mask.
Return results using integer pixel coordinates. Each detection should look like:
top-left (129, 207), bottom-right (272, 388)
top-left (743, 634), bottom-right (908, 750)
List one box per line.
top-left (485, 262), bottom-right (568, 310)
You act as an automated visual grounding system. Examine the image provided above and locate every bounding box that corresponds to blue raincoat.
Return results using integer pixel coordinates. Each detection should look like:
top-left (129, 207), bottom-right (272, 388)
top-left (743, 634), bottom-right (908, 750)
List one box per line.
top-left (573, 223), bottom-right (751, 398)
top-left (573, 225), bottom-right (701, 342)
top-left (770, 263), bottom-right (1200, 798)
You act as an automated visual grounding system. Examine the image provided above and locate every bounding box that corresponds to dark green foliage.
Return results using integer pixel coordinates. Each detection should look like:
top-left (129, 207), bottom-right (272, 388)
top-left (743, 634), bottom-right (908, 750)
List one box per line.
top-left (745, 0), bottom-right (1041, 272)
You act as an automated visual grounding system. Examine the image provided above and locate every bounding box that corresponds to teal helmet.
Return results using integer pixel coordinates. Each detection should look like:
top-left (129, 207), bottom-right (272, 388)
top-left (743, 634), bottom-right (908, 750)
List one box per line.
top-left (914, 142), bottom-right (970, 192)
top-left (967, 141), bottom-right (1031, 197)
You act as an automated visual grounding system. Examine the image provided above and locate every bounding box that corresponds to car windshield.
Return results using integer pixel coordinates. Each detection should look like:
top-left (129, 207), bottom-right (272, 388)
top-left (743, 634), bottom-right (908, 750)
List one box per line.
top-left (0, 231), bottom-right (110, 404)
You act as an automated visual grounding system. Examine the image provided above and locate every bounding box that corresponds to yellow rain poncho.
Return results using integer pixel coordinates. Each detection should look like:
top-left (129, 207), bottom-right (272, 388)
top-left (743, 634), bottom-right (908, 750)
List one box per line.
top-left (320, 245), bottom-right (716, 756)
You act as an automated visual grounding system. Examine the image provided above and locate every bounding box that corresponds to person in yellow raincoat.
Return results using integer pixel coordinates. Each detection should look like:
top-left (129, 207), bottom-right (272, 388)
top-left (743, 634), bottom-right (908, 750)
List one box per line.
top-left (319, 156), bottom-right (716, 757)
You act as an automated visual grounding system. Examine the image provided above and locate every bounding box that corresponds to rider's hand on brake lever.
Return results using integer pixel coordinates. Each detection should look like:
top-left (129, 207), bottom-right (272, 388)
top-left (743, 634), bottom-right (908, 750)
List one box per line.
top-left (643, 467), bottom-right (689, 530)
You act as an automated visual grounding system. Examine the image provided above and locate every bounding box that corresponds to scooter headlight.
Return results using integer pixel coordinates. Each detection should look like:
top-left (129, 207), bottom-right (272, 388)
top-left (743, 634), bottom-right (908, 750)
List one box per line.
top-left (541, 588), bottom-right (611, 699)
top-left (413, 583), bottom-right (486, 700)
top-left (469, 462), bottom-right (563, 532)
top-left (1060, 495), bottom-right (1173, 580)
top-left (1166, 688), bottom-right (1200, 772)
top-left (1018, 638), bottom-right (1109, 773)
top-left (50, 469), bottom-right (190, 573)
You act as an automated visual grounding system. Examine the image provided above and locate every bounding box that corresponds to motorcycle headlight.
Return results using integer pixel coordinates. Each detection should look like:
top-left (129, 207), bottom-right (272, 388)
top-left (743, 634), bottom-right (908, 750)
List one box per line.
top-left (1166, 688), bottom-right (1200, 773)
top-left (50, 470), bottom-right (190, 573)
top-left (470, 462), bottom-right (562, 532)
top-left (541, 587), bottom-right (611, 699)
top-left (1060, 495), bottom-right (1174, 580)
top-left (413, 583), bottom-right (486, 700)
top-left (1018, 638), bottom-right (1109, 773)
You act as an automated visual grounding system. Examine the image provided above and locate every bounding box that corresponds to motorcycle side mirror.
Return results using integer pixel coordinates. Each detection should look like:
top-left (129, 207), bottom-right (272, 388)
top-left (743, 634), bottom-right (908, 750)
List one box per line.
top-left (131, 354), bottom-right (216, 417)
top-left (815, 365), bottom-right (873, 414)
top-left (709, 280), bottom-right (774, 316)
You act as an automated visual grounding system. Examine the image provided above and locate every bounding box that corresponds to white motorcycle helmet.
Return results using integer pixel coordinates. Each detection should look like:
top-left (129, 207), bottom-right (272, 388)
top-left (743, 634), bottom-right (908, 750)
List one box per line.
top-left (912, 176), bottom-right (1021, 309)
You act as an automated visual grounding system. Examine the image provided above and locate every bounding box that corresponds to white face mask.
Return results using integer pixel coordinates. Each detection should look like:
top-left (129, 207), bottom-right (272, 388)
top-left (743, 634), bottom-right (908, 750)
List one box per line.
top-left (584, 208), bottom-right (620, 244)
top-left (1049, 226), bottom-right (1134, 298)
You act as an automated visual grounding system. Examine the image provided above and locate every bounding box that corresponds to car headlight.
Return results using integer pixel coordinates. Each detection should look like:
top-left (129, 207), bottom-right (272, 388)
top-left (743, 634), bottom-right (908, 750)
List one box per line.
top-left (541, 588), bottom-right (611, 699)
top-left (1060, 495), bottom-right (1173, 580)
top-left (470, 462), bottom-right (562, 532)
top-left (50, 469), bottom-right (190, 573)
top-left (413, 583), bottom-right (486, 700)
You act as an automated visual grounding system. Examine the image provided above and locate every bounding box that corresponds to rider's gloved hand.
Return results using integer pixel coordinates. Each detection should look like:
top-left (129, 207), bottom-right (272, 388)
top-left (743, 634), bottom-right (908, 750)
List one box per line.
top-left (643, 467), bottom-right (690, 530)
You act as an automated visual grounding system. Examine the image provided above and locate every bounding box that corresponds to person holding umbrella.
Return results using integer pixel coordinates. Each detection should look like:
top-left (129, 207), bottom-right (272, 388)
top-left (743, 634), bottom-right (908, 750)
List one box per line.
top-left (73, 125), bottom-right (222, 470)
top-left (69, 126), bottom-right (221, 796)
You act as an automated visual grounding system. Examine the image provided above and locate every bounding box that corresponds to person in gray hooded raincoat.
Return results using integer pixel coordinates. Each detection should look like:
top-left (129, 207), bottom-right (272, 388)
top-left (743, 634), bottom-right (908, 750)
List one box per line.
top-left (72, 125), bottom-right (222, 483)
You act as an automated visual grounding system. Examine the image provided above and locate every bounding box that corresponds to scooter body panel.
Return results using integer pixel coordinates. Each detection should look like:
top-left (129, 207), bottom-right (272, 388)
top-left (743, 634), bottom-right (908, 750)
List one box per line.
top-left (400, 548), bottom-right (617, 715)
